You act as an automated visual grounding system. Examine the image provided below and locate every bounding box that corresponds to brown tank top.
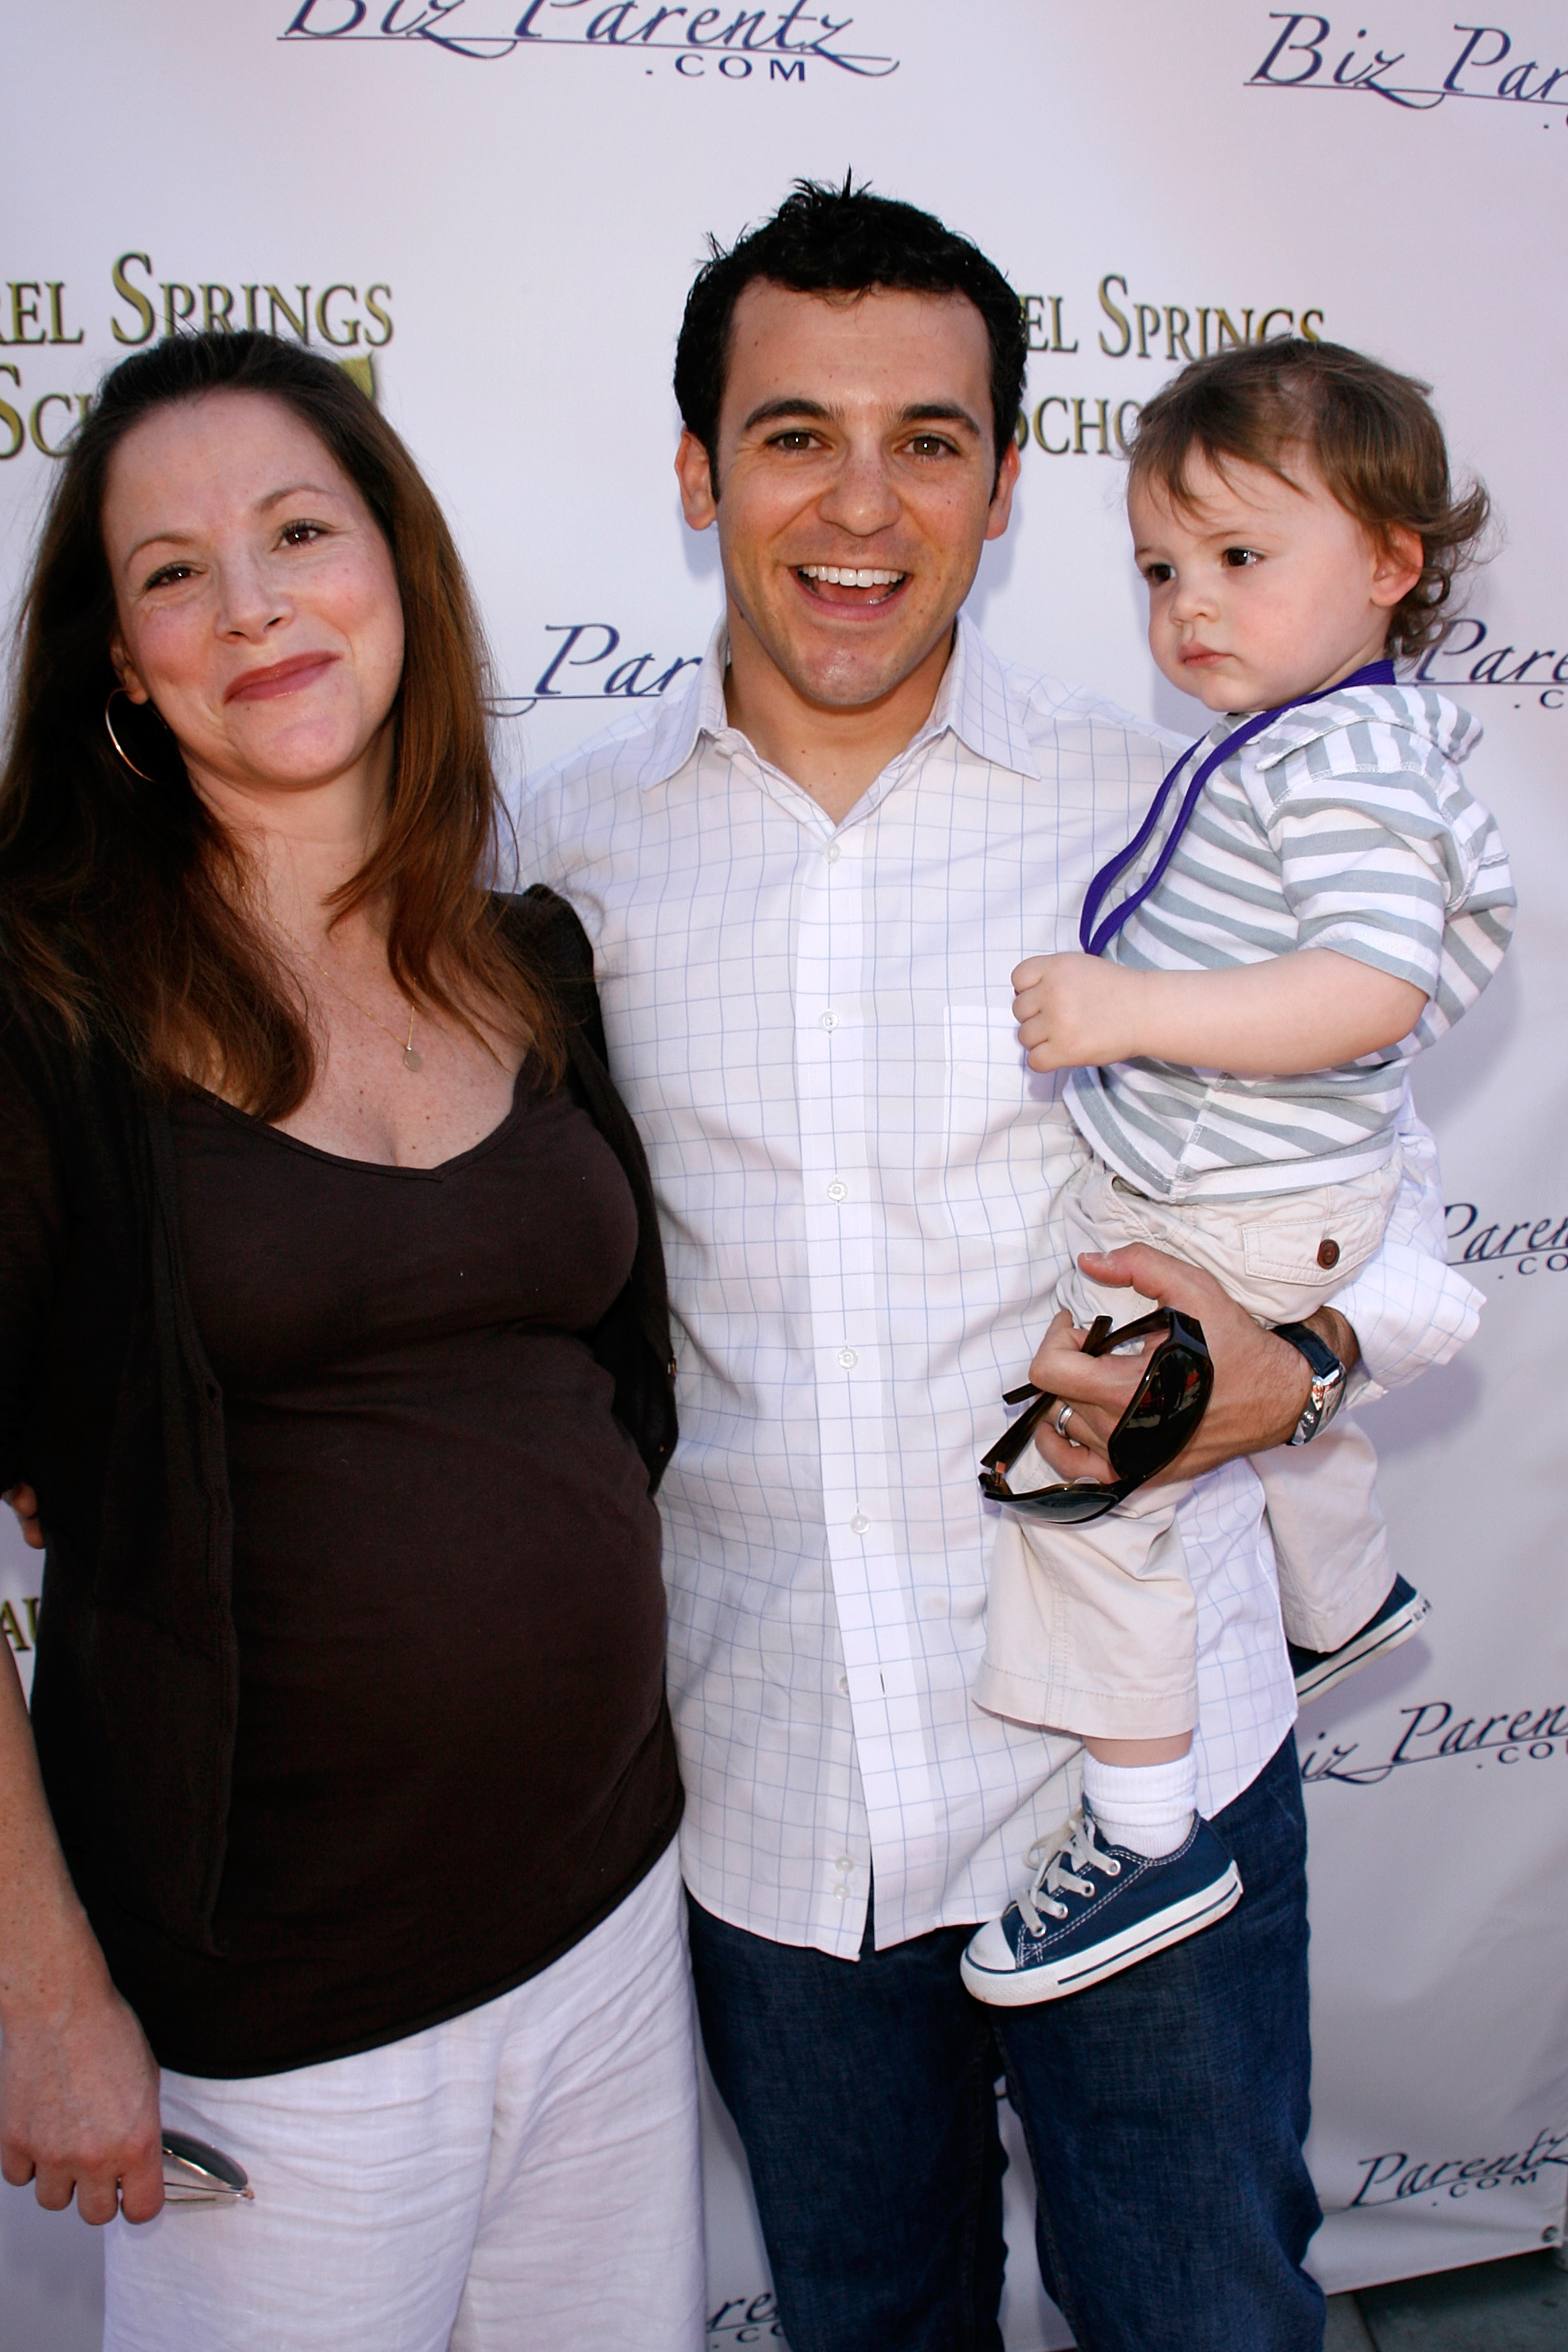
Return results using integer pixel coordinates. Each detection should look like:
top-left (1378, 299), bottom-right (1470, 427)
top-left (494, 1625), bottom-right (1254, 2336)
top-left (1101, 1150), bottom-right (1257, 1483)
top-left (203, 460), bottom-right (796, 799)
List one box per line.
top-left (135, 1065), bottom-right (679, 2077)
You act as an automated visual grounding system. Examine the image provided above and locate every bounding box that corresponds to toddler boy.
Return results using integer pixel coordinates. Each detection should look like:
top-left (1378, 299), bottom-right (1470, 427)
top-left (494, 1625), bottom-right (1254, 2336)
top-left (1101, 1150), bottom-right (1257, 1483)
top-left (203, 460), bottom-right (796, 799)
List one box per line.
top-left (962, 338), bottom-right (1514, 2006)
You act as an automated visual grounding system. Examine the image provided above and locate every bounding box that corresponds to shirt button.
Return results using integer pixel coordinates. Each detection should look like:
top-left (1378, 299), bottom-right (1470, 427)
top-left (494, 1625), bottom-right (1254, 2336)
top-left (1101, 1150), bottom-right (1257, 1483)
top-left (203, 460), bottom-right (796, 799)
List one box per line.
top-left (827, 1178), bottom-right (848, 1203)
top-left (820, 1011), bottom-right (839, 1031)
top-left (836, 1855), bottom-right (854, 1872)
top-left (825, 841), bottom-right (842, 863)
top-left (834, 1883), bottom-right (850, 1900)
top-left (850, 1513), bottom-right (870, 1534)
top-left (838, 1673), bottom-right (850, 1695)
top-left (837, 1346), bottom-right (859, 1369)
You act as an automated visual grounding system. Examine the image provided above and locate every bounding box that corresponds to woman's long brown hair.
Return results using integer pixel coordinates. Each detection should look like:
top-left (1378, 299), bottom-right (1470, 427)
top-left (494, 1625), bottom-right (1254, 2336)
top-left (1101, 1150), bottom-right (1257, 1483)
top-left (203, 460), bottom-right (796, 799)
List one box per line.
top-left (0, 328), bottom-right (560, 1118)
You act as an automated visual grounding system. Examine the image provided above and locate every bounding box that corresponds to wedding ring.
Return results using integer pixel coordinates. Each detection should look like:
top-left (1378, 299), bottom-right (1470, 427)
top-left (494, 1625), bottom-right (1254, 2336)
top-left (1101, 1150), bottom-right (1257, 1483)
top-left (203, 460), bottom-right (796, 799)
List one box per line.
top-left (1053, 1402), bottom-right (1075, 1439)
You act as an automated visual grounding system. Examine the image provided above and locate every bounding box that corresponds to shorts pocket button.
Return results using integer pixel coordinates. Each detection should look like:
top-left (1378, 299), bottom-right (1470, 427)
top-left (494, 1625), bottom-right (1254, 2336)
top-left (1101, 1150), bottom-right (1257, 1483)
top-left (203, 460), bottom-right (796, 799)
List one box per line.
top-left (1317, 1238), bottom-right (1340, 1269)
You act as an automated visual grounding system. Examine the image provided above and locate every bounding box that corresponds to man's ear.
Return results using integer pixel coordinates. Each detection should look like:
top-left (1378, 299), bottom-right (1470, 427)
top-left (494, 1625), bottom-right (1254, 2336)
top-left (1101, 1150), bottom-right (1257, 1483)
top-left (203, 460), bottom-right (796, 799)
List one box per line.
top-left (109, 634), bottom-right (152, 706)
top-left (1370, 523), bottom-right (1424, 611)
top-left (675, 429), bottom-right (720, 532)
top-left (983, 436), bottom-right (1022, 544)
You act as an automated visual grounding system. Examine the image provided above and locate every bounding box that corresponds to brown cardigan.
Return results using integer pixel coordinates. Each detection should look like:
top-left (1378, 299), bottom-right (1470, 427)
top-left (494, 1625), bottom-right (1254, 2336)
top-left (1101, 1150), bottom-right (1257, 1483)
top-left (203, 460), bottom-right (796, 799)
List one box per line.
top-left (0, 887), bottom-right (677, 1957)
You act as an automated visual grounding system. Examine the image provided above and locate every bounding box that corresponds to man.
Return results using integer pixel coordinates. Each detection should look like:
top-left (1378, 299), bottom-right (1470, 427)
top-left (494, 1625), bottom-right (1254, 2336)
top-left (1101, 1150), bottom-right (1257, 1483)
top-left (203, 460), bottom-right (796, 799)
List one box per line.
top-left (518, 181), bottom-right (1476, 2351)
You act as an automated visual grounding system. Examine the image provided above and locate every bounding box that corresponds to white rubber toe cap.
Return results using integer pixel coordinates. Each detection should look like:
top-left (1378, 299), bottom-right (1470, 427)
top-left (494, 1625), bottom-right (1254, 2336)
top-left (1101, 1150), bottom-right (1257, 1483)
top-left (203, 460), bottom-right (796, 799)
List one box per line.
top-left (963, 1916), bottom-right (1018, 1976)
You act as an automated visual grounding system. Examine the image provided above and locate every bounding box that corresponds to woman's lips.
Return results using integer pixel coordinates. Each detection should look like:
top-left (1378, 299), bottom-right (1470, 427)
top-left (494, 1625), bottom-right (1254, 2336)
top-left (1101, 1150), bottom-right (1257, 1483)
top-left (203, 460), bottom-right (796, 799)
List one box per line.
top-left (224, 652), bottom-right (339, 704)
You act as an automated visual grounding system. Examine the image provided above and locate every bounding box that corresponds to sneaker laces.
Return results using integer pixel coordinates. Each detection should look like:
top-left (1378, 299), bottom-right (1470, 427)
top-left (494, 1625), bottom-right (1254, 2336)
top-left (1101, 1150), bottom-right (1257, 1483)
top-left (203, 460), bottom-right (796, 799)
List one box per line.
top-left (1016, 1810), bottom-right (1122, 1933)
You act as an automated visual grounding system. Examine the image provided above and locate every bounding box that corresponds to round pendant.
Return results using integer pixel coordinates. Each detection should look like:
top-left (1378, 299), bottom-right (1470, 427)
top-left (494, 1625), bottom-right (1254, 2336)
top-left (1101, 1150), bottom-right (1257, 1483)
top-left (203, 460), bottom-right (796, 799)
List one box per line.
top-left (403, 1046), bottom-right (424, 1073)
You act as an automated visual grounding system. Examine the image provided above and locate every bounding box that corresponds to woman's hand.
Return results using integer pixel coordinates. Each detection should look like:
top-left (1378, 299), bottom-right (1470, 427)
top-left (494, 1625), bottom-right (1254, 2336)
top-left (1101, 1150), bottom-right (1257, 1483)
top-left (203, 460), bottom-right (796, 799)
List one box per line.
top-left (0, 1964), bottom-right (163, 2224)
top-left (1025, 1244), bottom-right (1354, 1486)
top-left (1, 1630), bottom-right (161, 2222)
top-left (3, 1486), bottom-right (43, 1550)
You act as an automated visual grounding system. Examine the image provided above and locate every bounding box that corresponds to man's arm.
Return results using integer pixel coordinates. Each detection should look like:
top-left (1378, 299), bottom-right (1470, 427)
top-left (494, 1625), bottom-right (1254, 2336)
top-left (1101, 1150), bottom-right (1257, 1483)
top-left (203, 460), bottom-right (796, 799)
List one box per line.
top-left (3, 1487), bottom-right (42, 1547)
top-left (1024, 1106), bottom-right (1475, 1483)
top-left (509, 763), bottom-right (573, 896)
top-left (1024, 1246), bottom-right (1326, 1485)
top-left (1324, 1110), bottom-right (1481, 1403)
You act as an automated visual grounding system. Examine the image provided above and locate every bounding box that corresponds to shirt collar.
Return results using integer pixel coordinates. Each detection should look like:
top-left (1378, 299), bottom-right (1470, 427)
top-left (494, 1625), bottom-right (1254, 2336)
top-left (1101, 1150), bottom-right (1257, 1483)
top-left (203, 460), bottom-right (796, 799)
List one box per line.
top-left (918, 611), bottom-right (1042, 779)
top-left (634, 608), bottom-right (1042, 790)
top-left (634, 620), bottom-right (730, 789)
top-left (1223, 675), bottom-right (1470, 771)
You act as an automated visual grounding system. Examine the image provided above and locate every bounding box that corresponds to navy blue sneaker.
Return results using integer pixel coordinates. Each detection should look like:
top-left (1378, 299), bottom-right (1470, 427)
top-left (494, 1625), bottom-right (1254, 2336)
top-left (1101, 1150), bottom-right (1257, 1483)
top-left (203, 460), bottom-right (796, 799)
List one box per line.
top-left (960, 1802), bottom-right (1241, 2006)
top-left (1289, 1574), bottom-right (1431, 1702)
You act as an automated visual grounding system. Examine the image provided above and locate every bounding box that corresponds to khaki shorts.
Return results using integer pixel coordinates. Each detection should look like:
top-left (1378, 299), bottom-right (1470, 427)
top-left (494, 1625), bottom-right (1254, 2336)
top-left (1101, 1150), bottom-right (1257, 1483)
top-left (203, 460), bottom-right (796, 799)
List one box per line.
top-left (973, 1152), bottom-right (1399, 1736)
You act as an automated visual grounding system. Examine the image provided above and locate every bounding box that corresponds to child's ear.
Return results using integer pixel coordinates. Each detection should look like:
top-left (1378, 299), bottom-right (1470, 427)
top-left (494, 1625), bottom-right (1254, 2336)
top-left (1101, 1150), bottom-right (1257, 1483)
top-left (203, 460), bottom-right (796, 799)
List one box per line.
top-left (1370, 525), bottom-right (1424, 612)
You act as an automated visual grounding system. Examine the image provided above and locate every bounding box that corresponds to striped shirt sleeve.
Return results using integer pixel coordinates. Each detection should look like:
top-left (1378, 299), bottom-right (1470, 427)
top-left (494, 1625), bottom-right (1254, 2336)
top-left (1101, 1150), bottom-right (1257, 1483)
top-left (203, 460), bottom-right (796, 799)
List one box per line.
top-left (1247, 709), bottom-right (1516, 1023)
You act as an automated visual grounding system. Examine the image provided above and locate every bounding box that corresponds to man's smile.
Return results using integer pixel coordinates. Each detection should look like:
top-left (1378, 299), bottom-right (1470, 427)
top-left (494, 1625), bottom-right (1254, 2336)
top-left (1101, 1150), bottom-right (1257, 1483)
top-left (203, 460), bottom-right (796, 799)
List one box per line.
top-left (793, 562), bottom-right (910, 611)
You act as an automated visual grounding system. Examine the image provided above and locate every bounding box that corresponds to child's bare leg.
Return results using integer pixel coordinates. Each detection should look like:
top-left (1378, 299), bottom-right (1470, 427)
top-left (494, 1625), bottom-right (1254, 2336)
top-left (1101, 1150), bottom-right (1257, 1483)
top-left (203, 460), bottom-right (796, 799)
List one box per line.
top-left (1080, 1729), bottom-right (1197, 1859)
top-left (1085, 1734), bottom-right (1191, 1766)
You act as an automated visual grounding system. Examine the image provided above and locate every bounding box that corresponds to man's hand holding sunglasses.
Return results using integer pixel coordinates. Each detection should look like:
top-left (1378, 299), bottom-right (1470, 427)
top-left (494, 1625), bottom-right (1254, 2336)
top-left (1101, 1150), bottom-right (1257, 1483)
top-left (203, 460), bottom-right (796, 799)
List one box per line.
top-left (1024, 1242), bottom-right (1356, 1489)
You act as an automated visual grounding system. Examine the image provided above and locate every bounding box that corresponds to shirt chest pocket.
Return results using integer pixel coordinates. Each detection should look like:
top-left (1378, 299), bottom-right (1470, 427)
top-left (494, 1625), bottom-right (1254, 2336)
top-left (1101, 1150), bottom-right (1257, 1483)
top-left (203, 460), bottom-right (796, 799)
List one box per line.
top-left (943, 1005), bottom-right (1040, 1147)
top-left (942, 1002), bottom-right (1081, 1195)
top-left (939, 1006), bottom-right (1082, 1256)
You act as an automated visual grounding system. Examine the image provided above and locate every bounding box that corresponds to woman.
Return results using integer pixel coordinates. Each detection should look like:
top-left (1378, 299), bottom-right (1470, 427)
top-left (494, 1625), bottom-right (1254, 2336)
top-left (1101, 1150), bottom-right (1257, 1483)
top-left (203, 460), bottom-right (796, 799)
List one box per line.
top-left (0, 330), bottom-right (702, 2349)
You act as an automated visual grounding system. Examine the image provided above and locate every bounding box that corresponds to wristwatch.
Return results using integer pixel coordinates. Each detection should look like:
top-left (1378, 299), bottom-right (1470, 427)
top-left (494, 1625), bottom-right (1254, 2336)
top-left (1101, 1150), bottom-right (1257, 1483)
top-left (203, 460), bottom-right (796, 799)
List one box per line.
top-left (1271, 1321), bottom-right (1347, 1447)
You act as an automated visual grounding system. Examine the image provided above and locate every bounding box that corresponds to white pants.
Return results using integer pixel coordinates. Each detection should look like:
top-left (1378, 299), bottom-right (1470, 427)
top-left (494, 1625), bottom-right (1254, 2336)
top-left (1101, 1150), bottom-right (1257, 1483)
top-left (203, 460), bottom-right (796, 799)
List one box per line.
top-left (975, 1157), bottom-right (1399, 1738)
top-left (105, 1843), bottom-right (704, 2352)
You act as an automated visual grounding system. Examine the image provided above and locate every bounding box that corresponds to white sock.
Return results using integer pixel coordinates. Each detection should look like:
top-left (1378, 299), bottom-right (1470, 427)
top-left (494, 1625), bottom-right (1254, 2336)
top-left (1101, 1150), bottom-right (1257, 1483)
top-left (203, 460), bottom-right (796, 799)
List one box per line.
top-left (1081, 1751), bottom-right (1197, 1859)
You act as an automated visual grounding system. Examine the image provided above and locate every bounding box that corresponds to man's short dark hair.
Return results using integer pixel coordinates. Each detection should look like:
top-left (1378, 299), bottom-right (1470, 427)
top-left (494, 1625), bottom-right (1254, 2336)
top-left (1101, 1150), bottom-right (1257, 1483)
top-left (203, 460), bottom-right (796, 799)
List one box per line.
top-left (674, 175), bottom-right (1026, 495)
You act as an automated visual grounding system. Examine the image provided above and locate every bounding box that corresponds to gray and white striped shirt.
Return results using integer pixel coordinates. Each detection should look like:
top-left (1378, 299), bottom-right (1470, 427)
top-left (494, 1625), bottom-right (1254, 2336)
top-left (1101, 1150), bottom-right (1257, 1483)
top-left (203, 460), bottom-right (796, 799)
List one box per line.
top-left (1068, 681), bottom-right (1516, 1202)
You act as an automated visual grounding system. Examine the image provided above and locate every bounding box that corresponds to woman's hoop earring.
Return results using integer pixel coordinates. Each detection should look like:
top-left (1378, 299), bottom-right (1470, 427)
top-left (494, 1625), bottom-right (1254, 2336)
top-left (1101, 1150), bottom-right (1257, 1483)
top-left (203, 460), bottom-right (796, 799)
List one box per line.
top-left (104, 688), bottom-right (158, 782)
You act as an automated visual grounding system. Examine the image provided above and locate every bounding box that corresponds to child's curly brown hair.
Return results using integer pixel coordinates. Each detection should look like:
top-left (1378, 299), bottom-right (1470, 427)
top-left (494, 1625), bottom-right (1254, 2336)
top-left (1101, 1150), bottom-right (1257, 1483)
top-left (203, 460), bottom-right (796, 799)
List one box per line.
top-left (1127, 338), bottom-right (1489, 660)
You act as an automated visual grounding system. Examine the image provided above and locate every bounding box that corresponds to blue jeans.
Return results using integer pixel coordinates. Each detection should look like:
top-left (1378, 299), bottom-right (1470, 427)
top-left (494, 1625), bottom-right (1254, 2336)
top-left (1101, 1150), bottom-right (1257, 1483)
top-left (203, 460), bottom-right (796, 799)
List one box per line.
top-left (688, 1732), bottom-right (1323, 2352)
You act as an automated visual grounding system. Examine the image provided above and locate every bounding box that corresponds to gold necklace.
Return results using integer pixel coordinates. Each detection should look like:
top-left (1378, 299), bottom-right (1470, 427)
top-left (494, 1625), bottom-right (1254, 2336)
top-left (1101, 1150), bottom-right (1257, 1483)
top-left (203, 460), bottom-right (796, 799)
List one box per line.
top-left (302, 950), bottom-right (424, 1073)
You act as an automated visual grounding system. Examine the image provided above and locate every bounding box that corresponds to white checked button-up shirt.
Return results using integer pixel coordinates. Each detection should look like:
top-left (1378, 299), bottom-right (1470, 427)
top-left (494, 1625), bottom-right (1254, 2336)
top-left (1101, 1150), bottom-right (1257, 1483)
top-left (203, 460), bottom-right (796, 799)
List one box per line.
top-left (519, 616), bottom-right (1482, 1958)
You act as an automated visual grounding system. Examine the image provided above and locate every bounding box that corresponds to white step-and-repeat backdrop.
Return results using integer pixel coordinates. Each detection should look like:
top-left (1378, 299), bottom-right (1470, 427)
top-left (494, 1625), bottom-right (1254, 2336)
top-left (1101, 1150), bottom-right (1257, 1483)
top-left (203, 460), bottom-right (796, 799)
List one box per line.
top-left (3, 3), bottom-right (1565, 2345)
